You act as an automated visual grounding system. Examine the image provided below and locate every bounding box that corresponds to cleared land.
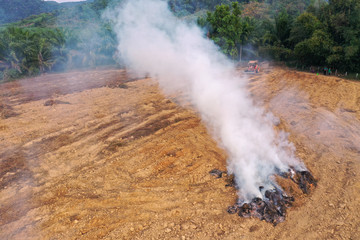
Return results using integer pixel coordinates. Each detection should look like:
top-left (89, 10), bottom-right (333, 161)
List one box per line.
top-left (0, 66), bottom-right (359, 239)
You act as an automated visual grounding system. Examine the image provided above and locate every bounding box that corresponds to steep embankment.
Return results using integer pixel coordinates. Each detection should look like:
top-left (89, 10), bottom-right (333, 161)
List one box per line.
top-left (0, 66), bottom-right (359, 239)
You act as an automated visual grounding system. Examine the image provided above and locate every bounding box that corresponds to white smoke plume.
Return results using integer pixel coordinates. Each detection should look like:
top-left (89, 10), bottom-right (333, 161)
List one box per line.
top-left (106, 0), bottom-right (305, 202)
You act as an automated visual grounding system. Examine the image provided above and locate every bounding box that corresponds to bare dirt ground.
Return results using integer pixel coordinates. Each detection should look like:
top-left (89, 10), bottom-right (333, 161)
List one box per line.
top-left (0, 66), bottom-right (359, 239)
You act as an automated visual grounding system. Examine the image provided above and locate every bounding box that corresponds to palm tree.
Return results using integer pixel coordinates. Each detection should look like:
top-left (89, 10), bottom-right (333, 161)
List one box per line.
top-left (238, 17), bottom-right (254, 62)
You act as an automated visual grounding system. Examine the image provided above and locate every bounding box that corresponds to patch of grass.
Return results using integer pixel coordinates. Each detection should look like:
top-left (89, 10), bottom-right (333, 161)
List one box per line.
top-left (343, 73), bottom-right (360, 81)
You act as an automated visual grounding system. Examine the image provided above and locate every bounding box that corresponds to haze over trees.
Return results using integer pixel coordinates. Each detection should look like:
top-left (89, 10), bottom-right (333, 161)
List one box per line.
top-left (0, 0), bottom-right (359, 81)
top-left (0, 0), bottom-right (90, 24)
top-left (0, 0), bottom-right (116, 80)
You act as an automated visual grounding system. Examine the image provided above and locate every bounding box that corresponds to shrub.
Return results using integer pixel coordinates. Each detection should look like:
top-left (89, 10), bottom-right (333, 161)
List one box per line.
top-left (4, 69), bottom-right (22, 80)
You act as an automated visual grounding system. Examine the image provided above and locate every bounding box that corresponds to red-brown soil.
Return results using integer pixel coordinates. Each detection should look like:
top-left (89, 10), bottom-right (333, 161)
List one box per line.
top-left (0, 66), bottom-right (359, 239)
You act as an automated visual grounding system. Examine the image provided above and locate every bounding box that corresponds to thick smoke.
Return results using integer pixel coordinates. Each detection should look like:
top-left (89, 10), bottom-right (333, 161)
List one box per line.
top-left (107, 0), bottom-right (305, 202)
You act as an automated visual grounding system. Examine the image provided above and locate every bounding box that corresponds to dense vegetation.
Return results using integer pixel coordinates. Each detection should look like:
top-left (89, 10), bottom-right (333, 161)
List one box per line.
top-left (200, 0), bottom-right (360, 73)
top-left (0, 27), bottom-right (66, 79)
top-left (0, 0), bottom-right (359, 81)
top-left (0, 0), bottom-right (89, 24)
top-left (0, 0), bottom-right (117, 81)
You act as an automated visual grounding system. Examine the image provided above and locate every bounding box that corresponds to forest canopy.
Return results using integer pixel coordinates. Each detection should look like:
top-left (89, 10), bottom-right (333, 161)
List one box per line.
top-left (200, 0), bottom-right (360, 73)
top-left (0, 0), bottom-right (88, 24)
top-left (0, 0), bottom-right (359, 81)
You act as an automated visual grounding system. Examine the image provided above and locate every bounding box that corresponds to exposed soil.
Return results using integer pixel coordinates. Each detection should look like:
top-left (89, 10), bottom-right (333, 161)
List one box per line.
top-left (0, 66), bottom-right (359, 239)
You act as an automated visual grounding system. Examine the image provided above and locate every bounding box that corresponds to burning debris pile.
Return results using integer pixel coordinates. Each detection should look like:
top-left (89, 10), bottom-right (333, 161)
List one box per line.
top-left (110, 0), bottom-right (316, 227)
top-left (289, 169), bottom-right (317, 194)
top-left (210, 168), bottom-right (317, 225)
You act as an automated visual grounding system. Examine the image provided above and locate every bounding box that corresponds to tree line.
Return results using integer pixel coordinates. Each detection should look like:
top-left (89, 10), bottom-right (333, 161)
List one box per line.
top-left (0, 0), bottom-right (87, 24)
top-left (0, 0), bottom-right (359, 81)
top-left (0, 27), bottom-right (67, 79)
top-left (200, 0), bottom-right (360, 73)
top-left (0, 0), bottom-right (117, 81)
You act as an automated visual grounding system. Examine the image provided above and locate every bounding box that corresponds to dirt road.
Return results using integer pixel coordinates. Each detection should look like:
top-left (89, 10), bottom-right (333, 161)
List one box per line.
top-left (0, 66), bottom-right (359, 239)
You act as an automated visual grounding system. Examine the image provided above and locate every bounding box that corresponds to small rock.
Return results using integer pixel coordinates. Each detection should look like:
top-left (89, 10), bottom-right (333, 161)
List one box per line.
top-left (181, 236), bottom-right (186, 240)
top-left (339, 203), bottom-right (346, 208)
top-left (165, 228), bottom-right (172, 233)
top-left (249, 225), bottom-right (260, 232)
top-left (130, 227), bottom-right (135, 232)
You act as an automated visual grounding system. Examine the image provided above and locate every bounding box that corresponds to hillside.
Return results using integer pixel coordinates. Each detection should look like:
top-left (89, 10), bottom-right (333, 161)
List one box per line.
top-left (0, 0), bottom-right (88, 24)
top-left (0, 66), bottom-right (359, 239)
top-left (1, 0), bottom-right (359, 83)
top-left (3, 0), bottom-right (344, 81)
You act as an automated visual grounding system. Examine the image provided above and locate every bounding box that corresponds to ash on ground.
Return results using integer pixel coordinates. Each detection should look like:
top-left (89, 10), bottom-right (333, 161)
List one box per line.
top-left (209, 168), bottom-right (317, 225)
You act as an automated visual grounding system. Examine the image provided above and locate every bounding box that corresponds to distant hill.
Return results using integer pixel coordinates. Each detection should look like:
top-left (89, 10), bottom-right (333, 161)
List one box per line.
top-left (0, 0), bottom-right (89, 24)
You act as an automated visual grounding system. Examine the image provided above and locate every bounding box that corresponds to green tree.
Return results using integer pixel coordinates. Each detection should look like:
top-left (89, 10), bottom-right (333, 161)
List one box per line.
top-left (0, 26), bottom-right (69, 77)
top-left (327, 0), bottom-right (360, 71)
top-left (238, 17), bottom-right (254, 62)
top-left (258, 19), bottom-right (278, 46)
top-left (274, 9), bottom-right (292, 48)
top-left (294, 30), bottom-right (332, 66)
top-left (206, 2), bottom-right (253, 60)
top-left (289, 12), bottom-right (323, 47)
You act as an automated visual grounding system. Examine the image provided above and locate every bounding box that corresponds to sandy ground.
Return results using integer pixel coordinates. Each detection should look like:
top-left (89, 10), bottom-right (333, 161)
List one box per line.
top-left (0, 66), bottom-right (359, 239)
